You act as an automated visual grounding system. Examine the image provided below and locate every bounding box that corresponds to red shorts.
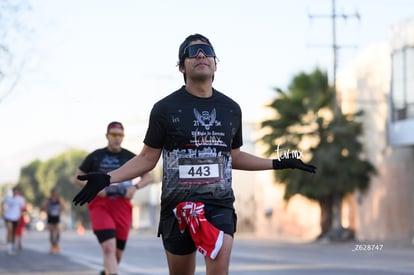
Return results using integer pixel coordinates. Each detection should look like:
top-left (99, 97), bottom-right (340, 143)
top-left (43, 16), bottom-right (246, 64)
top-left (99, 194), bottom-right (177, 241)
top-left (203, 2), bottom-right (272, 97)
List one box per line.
top-left (88, 196), bottom-right (132, 240)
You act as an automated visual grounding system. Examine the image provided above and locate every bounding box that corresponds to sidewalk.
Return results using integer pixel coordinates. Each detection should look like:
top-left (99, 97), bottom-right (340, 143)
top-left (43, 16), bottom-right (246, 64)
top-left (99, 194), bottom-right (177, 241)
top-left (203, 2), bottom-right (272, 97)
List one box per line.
top-left (0, 246), bottom-right (97, 275)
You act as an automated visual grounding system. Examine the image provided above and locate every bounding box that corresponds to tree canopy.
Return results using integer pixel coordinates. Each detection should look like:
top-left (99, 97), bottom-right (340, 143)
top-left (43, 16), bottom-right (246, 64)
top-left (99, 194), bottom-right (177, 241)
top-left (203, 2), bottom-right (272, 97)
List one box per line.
top-left (15, 148), bottom-right (90, 227)
top-left (260, 68), bottom-right (376, 238)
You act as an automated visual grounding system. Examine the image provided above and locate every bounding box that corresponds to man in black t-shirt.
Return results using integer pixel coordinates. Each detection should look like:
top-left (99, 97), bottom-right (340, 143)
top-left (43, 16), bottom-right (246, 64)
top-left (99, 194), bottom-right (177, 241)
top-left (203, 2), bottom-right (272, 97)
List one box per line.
top-left (74, 121), bottom-right (152, 275)
top-left (74, 35), bottom-right (316, 275)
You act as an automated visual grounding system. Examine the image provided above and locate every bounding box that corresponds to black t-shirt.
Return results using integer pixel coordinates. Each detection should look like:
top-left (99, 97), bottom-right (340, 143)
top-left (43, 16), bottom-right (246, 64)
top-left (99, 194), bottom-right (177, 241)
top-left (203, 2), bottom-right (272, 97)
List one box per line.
top-left (144, 86), bottom-right (243, 217)
top-left (79, 147), bottom-right (135, 174)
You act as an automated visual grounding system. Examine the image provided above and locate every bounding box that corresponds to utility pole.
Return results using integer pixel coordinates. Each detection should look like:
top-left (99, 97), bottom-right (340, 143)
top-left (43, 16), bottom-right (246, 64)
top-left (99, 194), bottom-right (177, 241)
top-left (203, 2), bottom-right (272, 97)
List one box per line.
top-left (308, 0), bottom-right (359, 115)
top-left (332, 0), bottom-right (339, 115)
top-left (308, 0), bottom-right (360, 240)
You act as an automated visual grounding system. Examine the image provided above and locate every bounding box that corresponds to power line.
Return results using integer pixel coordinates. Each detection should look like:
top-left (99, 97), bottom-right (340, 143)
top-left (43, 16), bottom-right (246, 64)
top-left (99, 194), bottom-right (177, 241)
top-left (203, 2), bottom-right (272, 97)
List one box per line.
top-left (308, 0), bottom-right (360, 115)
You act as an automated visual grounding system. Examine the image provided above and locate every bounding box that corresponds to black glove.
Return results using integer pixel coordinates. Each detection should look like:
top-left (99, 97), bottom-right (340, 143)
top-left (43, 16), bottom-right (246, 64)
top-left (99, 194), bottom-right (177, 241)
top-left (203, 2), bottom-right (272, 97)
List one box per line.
top-left (105, 185), bottom-right (127, 197)
top-left (272, 155), bottom-right (317, 173)
top-left (73, 172), bottom-right (111, 206)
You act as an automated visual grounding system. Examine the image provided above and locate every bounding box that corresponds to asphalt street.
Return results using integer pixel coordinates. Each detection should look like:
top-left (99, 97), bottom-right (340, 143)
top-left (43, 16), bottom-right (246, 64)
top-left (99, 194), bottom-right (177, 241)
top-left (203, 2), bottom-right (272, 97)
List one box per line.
top-left (1, 228), bottom-right (414, 275)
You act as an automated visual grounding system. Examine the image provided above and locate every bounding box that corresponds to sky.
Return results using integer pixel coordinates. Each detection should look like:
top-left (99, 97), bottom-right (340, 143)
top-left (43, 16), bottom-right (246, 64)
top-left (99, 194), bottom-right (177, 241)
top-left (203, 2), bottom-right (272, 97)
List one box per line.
top-left (0, 0), bottom-right (413, 183)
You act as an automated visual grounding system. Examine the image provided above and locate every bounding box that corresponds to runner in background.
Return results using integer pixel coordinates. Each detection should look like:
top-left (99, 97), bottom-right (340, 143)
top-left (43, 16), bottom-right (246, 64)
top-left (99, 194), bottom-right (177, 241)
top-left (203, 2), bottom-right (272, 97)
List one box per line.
top-left (43, 187), bottom-right (65, 254)
top-left (74, 121), bottom-right (153, 275)
top-left (1, 186), bottom-right (26, 255)
top-left (14, 201), bottom-right (28, 250)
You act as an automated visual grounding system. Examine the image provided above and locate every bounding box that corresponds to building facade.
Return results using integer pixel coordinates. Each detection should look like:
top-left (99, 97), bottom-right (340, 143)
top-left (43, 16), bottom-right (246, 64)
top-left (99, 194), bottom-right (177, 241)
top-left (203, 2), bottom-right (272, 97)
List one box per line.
top-left (238, 17), bottom-right (414, 243)
top-left (337, 17), bottom-right (414, 243)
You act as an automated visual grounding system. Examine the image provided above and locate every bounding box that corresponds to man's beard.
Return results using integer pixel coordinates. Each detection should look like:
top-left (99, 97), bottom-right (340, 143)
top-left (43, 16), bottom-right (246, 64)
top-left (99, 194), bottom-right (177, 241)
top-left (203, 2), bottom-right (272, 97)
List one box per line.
top-left (190, 72), bottom-right (214, 82)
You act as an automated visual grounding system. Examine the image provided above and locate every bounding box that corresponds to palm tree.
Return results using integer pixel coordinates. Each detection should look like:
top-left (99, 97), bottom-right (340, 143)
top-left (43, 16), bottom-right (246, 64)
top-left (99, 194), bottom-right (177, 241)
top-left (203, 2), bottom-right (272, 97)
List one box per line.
top-left (261, 68), bottom-right (376, 240)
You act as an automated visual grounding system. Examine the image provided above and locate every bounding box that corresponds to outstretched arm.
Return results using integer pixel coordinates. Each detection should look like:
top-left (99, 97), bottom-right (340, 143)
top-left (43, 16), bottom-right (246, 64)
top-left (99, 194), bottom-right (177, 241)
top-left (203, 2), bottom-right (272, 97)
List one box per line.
top-left (73, 145), bottom-right (161, 206)
top-left (231, 148), bottom-right (316, 173)
top-left (108, 145), bottom-right (161, 183)
top-left (231, 148), bottom-right (273, 171)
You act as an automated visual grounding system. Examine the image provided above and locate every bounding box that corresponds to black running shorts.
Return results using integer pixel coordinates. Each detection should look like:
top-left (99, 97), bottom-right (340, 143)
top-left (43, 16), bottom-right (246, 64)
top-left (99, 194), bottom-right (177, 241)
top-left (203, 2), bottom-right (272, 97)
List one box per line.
top-left (158, 205), bottom-right (237, 255)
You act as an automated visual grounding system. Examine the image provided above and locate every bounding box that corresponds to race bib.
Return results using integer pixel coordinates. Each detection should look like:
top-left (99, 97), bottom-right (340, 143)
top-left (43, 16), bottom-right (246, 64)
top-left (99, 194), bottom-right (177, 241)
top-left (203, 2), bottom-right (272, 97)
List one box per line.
top-left (178, 157), bottom-right (224, 185)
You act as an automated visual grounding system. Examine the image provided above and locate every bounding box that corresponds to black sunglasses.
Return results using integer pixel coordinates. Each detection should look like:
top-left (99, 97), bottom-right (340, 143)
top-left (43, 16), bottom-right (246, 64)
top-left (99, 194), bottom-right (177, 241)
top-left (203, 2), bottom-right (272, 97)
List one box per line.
top-left (182, 44), bottom-right (216, 59)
